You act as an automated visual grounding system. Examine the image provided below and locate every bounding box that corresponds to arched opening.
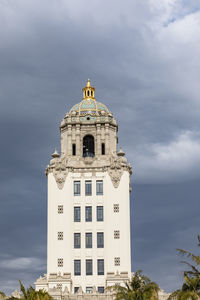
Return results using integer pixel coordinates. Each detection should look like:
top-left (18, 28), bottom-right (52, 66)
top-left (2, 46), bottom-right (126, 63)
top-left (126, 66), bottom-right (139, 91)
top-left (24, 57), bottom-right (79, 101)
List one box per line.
top-left (83, 135), bottom-right (95, 157)
top-left (87, 90), bottom-right (90, 96)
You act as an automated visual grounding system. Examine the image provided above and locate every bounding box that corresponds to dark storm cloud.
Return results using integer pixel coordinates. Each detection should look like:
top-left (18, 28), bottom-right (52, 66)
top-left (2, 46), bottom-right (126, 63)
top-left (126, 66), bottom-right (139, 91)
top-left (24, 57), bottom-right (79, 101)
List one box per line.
top-left (132, 181), bottom-right (200, 291)
top-left (0, 0), bottom-right (200, 295)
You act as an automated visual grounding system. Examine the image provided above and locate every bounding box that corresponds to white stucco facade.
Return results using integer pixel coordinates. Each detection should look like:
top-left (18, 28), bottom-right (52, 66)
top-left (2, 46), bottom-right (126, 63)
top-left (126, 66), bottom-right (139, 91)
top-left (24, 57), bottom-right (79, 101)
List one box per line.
top-left (35, 80), bottom-right (132, 295)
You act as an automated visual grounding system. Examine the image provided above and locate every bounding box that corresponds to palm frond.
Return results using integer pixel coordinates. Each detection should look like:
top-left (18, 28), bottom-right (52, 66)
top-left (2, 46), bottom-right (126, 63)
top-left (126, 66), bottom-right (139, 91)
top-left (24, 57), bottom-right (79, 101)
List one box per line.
top-left (181, 261), bottom-right (200, 277)
top-left (19, 280), bottom-right (27, 299)
top-left (177, 249), bottom-right (200, 265)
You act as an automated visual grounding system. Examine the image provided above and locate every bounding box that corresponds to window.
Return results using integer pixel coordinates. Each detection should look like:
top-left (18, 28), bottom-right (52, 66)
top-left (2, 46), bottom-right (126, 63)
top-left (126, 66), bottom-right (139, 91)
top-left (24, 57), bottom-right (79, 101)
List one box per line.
top-left (74, 287), bottom-right (79, 293)
top-left (98, 287), bottom-right (104, 294)
top-left (97, 232), bottom-right (104, 248)
top-left (72, 144), bottom-right (76, 156)
top-left (86, 287), bottom-right (93, 294)
top-left (57, 232), bottom-right (63, 240)
top-left (114, 230), bottom-right (120, 239)
top-left (114, 257), bottom-right (120, 266)
top-left (74, 181), bottom-right (81, 196)
top-left (83, 135), bottom-right (95, 157)
top-left (86, 259), bottom-right (93, 275)
top-left (74, 233), bottom-right (81, 248)
top-left (101, 143), bottom-right (105, 155)
top-left (113, 204), bottom-right (119, 213)
top-left (97, 206), bottom-right (103, 221)
top-left (57, 284), bottom-right (62, 290)
top-left (74, 207), bottom-right (81, 222)
top-left (85, 180), bottom-right (92, 196)
top-left (85, 206), bottom-right (92, 222)
top-left (86, 233), bottom-right (92, 248)
top-left (97, 259), bottom-right (104, 275)
top-left (74, 260), bottom-right (81, 276)
top-left (58, 205), bottom-right (63, 214)
top-left (57, 258), bottom-right (63, 267)
top-left (96, 180), bottom-right (103, 195)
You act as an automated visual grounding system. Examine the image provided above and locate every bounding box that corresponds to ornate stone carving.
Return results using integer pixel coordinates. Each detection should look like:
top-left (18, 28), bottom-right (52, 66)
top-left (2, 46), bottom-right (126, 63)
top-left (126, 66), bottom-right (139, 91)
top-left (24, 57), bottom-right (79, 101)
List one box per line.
top-left (53, 157), bottom-right (68, 190)
top-left (108, 151), bottom-right (132, 188)
top-left (108, 156), bottom-right (123, 188)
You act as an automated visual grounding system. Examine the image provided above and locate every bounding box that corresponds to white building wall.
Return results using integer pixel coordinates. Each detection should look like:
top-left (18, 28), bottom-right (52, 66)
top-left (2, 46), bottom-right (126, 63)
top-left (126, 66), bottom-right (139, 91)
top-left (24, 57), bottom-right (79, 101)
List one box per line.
top-left (104, 171), bottom-right (131, 277)
top-left (47, 169), bottom-right (131, 292)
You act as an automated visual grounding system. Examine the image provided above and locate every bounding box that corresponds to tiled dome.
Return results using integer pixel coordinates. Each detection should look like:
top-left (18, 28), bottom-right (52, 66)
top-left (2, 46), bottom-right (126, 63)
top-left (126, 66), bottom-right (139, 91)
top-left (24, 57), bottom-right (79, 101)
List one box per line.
top-left (69, 79), bottom-right (110, 116)
top-left (70, 99), bottom-right (109, 116)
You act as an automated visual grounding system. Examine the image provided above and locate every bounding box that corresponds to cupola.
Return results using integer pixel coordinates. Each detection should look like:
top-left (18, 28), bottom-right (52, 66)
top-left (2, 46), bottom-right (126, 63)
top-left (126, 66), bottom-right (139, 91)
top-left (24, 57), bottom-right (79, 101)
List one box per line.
top-left (82, 79), bottom-right (95, 100)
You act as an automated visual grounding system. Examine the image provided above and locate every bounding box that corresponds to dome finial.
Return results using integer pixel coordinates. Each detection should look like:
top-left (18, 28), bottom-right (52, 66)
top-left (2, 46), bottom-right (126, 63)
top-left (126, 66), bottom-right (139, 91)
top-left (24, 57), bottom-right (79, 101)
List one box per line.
top-left (87, 79), bottom-right (91, 87)
top-left (82, 79), bottom-right (95, 100)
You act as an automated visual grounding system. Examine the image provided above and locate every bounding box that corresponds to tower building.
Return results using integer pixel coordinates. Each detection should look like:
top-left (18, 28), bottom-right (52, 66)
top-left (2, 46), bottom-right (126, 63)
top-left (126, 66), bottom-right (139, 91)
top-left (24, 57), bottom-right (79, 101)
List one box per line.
top-left (35, 80), bottom-right (132, 295)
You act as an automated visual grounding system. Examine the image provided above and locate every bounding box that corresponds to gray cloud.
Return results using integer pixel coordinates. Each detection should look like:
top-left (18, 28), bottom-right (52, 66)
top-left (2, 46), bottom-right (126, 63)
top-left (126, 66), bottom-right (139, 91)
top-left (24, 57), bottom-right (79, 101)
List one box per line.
top-left (0, 256), bottom-right (45, 271)
top-left (0, 0), bottom-right (200, 295)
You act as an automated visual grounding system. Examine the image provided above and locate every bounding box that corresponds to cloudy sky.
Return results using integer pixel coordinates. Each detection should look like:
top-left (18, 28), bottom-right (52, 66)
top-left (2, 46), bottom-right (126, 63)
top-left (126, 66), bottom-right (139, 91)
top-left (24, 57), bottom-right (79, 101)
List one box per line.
top-left (0, 0), bottom-right (200, 295)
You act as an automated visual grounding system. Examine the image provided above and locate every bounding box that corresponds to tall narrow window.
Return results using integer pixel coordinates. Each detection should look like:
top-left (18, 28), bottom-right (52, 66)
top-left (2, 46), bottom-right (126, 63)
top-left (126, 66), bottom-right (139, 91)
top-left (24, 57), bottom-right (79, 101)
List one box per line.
top-left (83, 135), bottom-right (95, 157)
top-left (72, 144), bottom-right (76, 156)
top-left (96, 180), bottom-right (103, 195)
top-left (74, 233), bottom-right (81, 248)
top-left (97, 232), bottom-right (104, 248)
top-left (101, 143), bottom-right (105, 155)
top-left (86, 233), bottom-right (92, 248)
top-left (74, 207), bottom-right (81, 222)
top-left (85, 206), bottom-right (92, 222)
top-left (86, 259), bottom-right (93, 275)
top-left (74, 181), bottom-right (80, 196)
top-left (97, 206), bottom-right (103, 221)
top-left (97, 259), bottom-right (104, 275)
top-left (85, 180), bottom-right (92, 196)
top-left (74, 260), bottom-right (81, 276)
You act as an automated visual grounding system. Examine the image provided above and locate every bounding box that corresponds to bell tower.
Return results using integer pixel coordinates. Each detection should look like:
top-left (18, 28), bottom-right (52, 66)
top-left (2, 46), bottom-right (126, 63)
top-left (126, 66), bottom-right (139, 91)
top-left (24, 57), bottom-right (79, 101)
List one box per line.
top-left (35, 80), bottom-right (132, 295)
top-left (59, 79), bottom-right (118, 159)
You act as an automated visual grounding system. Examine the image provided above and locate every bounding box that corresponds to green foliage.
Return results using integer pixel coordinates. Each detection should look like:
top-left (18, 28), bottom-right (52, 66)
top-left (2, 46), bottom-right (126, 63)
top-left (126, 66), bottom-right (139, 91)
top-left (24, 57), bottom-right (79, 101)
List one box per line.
top-left (168, 235), bottom-right (200, 300)
top-left (7, 281), bottom-right (53, 300)
top-left (0, 291), bottom-right (6, 299)
top-left (107, 270), bottom-right (160, 300)
top-left (168, 274), bottom-right (200, 300)
top-left (176, 235), bottom-right (200, 277)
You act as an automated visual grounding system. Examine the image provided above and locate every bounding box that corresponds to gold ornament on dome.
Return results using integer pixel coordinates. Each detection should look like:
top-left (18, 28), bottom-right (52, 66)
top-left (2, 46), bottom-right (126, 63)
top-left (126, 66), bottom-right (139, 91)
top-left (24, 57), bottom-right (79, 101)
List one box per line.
top-left (82, 79), bottom-right (96, 100)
